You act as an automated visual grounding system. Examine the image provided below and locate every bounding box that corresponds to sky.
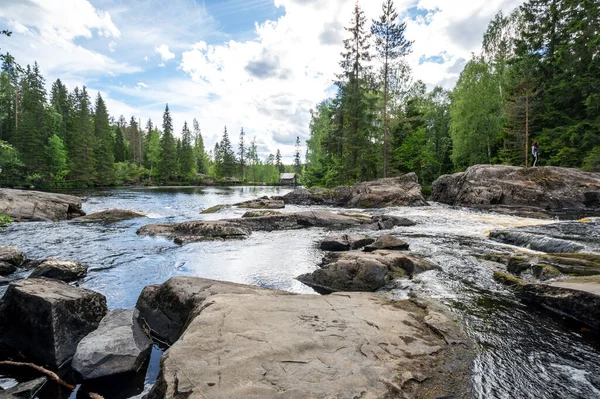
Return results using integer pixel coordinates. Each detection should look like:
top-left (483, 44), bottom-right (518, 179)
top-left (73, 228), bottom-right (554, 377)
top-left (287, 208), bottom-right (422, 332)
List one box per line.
top-left (0, 0), bottom-right (524, 162)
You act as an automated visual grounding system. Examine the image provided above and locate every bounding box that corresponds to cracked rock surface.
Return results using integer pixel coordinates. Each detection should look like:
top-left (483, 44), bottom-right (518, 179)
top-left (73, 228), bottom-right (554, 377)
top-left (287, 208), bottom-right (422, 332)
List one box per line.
top-left (142, 277), bottom-right (472, 399)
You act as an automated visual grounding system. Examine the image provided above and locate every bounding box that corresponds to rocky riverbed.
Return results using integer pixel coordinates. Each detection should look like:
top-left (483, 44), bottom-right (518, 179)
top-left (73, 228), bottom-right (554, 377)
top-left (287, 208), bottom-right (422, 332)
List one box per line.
top-left (0, 169), bottom-right (599, 399)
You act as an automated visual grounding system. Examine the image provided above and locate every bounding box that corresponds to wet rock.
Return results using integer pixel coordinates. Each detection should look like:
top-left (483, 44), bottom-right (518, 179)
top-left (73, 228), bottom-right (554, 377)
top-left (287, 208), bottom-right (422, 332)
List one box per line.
top-left (431, 165), bottom-right (600, 211)
top-left (0, 189), bottom-right (85, 222)
top-left (242, 210), bottom-right (283, 218)
top-left (228, 211), bottom-right (415, 232)
top-left (136, 277), bottom-right (270, 345)
top-left (137, 220), bottom-right (251, 244)
top-left (0, 278), bottom-right (108, 367)
top-left (283, 174), bottom-right (427, 208)
top-left (297, 250), bottom-right (440, 293)
top-left (500, 253), bottom-right (600, 279)
top-left (77, 209), bottom-right (146, 222)
top-left (29, 258), bottom-right (88, 282)
top-left (200, 205), bottom-right (228, 214)
top-left (0, 276), bottom-right (11, 286)
top-left (2, 377), bottom-right (47, 399)
top-left (146, 285), bottom-right (472, 399)
top-left (319, 234), bottom-right (375, 251)
top-left (364, 234), bottom-right (409, 252)
top-left (490, 230), bottom-right (585, 253)
top-left (72, 308), bottom-right (152, 380)
top-left (0, 246), bottom-right (24, 268)
top-left (0, 262), bottom-right (16, 276)
top-left (236, 196), bottom-right (285, 209)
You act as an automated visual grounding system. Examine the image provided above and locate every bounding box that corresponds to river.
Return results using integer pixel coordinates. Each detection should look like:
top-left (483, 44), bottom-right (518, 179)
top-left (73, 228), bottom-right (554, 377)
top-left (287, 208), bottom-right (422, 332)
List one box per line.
top-left (1, 186), bottom-right (599, 398)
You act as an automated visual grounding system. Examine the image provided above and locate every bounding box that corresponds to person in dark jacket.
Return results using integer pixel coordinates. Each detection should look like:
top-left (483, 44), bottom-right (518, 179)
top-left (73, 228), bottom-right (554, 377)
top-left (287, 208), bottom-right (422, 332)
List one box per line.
top-left (532, 141), bottom-right (539, 167)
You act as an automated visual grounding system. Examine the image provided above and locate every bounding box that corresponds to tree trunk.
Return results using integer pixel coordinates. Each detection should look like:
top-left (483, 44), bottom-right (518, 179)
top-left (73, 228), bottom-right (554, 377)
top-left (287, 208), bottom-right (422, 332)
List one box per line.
top-left (525, 92), bottom-right (529, 168)
top-left (383, 52), bottom-right (389, 178)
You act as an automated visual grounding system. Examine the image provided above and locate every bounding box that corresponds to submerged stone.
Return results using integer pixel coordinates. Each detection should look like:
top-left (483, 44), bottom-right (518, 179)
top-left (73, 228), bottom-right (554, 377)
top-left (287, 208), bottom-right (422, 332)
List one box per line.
top-left (77, 209), bottom-right (146, 222)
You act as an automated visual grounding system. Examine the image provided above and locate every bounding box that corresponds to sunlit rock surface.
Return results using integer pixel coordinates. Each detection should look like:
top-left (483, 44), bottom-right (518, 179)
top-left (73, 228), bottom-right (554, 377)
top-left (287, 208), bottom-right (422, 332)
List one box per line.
top-left (0, 189), bottom-right (85, 222)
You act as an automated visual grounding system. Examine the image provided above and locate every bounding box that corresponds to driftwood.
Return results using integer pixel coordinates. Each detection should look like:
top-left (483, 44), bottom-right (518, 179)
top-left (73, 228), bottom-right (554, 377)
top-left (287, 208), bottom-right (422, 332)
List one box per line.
top-left (0, 360), bottom-right (105, 399)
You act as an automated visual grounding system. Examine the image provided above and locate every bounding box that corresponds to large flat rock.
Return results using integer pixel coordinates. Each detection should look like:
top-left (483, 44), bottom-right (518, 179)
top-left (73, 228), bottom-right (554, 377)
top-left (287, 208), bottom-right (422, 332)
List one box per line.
top-left (137, 220), bottom-right (251, 244)
top-left (283, 174), bottom-right (427, 208)
top-left (0, 189), bottom-right (85, 222)
top-left (146, 281), bottom-right (472, 399)
top-left (0, 278), bottom-right (108, 367)
top-left (431, 165), bottom-right (600, 212)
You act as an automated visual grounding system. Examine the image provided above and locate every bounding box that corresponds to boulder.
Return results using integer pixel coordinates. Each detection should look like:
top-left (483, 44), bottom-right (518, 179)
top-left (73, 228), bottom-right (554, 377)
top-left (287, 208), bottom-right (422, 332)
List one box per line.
top-left (0, 262), bottom-right (16, 276)
top-left (297, 250), bottom-right (440, 293)
top-left (431, 165), bottom-right (600, 211)
top-left (488, 253), bottom-right (600, 280)
top-left (77, 209), bottom-right (146, 222)
top-left (364, 234), bottom-right (410, 252)
top-left (137, 220), bottom-right (251, 245)
top-left (146, 282), bottom-right (472, 399)
top-left (0, 246), bottom-right (24, 267)
top-left (2, 377), bottom-right (47, 399)
top-left (135, 277), bottom-right (271, 345)
top-left (226, 211), bottom-right (415, 232)
top-left (29, 258), bottom-right (88, 282)
top-left (236, 196), bottom-right (285, 209)
top-left (72, 308), bottom-right (152, 380)
top-left (319, 234), bottom-right (375, 251)
top-left (283, 174), bottom-right (427, 208)
top-left (0, 278), bottom-right (108, 367)
top-left (242, 210), bottom-right (283, 218)
top-left (0, 189), bottom-right (85, 222)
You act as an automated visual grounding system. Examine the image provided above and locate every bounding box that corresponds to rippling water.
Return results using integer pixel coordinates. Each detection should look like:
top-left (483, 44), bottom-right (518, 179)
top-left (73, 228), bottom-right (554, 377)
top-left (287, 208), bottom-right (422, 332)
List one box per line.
top-left (1, 186), bottom-right (599, 398)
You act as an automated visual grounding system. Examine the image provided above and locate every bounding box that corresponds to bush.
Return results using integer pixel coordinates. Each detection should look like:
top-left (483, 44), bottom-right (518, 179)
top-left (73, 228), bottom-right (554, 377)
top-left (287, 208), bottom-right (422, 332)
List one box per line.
top-left (0, 213), bottom-right (13, 230)
top-left (583, 146), bottom-right (600, 172)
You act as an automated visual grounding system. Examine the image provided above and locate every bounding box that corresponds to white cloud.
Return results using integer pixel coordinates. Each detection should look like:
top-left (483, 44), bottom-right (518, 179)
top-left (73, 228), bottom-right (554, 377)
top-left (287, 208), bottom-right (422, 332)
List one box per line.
top-left (136, 82), bottom-right (149, 89)
top-left (155, 44), bottom-right (175, 61)
top-left (108, 40), bottom-right (117, 52)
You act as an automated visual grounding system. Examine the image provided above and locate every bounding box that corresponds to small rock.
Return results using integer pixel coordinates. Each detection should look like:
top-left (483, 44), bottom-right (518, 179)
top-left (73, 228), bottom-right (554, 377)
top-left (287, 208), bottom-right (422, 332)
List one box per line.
top-left (364, 235), bottom-right (409, 252)
top-left (200, 205), bottom-right (228, 214)
top-left (77, 209), bottom-right (146, 222)
top-left (297, 250), bottom-right (439, 293)
top-left (72, 309), bottom-right (152, 380)
top-left (0, 278), bottom-right (108, 367)
top-left (236, 197), bottom-right (285, 209)
top-left (242, 210), bottom-right (283, 218)
top-left (29, 258), bottom-right (88, 282)
top-left (3, 377), bottom-right (48, 399)
top-left (0, 261), bottom-right (17, 276)
top-left (0, 246), bottom-right (24, 268)
top-left (320, 235), bottom-right (375, 251)
top-left (137, 220), bottom-right (251, 245)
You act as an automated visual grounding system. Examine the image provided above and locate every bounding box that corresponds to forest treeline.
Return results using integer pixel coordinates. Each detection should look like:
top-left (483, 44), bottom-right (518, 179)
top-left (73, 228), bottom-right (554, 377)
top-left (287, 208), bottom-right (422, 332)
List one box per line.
top-left (0, 38), bottom-right (302, 186)
top-left (304, 0), bottom-right (600, 188)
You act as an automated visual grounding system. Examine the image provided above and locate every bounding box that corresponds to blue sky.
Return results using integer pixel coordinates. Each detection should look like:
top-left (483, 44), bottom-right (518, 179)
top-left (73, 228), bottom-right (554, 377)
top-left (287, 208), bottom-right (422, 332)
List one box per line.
top-left (0, 0), bottom-right (524, 162)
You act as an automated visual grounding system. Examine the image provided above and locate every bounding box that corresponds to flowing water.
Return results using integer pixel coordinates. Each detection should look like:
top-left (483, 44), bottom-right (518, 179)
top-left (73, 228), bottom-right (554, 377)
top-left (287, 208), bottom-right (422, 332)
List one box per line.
top-left (1, 186), bottom-right (599, 399)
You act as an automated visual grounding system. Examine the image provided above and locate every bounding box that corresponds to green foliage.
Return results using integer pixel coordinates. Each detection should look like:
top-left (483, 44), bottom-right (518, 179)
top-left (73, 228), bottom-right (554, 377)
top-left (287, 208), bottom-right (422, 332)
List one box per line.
top-left (0, 140), bottom-right (23, 183)
top-left (114, 161), bottom-right (147, 185)
top-left (179, 121), bottom-right (196, 180)
top-left (157, 104), bottom-right (178, 182)
top-left (93, 93), bottom-right (115, 185)
top-left (583, 147), bottom-right (600, 172)
top-left (44, 134), bottom-right (69, 180)
top-left (0, 212), bottom-right (12, 230)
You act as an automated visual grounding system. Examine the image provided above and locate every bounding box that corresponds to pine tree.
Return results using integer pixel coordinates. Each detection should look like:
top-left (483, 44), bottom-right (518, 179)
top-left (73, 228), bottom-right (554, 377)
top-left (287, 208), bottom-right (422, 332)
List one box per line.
top-left (275, 149), bottom-right (284, 173)
top-left (192, 118), bottom-right (207, 174)
top-left (179, 121), bottom-right (196, 179)
top-left (294, 136), bottom-right (302, 175)
top-left (238, 128), bottom-right (246, 180)
top-left (158, 104), bottom-right (177, 182)
top-left (49, 79), bottom-right (69, 143)
top-left (114, 126), bottom-right (128, 163)
top-left (67, 86), bottom-right (96, 182)
top-left (93, 93), bottom-right (115, 185)
top-left (371, 0), bottom-right (412, 177)
top-left (218, 126), bottom-right (237, 177)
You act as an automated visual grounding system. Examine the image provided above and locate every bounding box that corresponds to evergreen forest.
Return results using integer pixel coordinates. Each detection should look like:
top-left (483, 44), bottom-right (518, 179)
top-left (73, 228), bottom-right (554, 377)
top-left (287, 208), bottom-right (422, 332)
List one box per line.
top-left (1, 0), bottom-right (599, 188)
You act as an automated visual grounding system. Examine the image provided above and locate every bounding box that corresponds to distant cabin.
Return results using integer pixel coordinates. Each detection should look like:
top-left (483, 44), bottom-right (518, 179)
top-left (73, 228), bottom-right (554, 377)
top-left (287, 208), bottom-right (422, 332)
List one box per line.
top-left (279, 173), bottom-right (297, 186)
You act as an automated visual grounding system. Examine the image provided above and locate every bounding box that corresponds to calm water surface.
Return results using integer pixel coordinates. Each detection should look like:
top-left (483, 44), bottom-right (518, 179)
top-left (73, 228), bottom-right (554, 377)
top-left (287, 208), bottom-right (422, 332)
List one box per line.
top-left (0, 186), bottom-right (599, 399)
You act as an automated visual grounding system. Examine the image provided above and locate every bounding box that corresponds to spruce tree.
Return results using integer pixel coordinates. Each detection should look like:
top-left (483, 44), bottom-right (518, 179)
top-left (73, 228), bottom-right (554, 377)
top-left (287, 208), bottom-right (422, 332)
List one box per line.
top-left (158, 104), bottom-right (177, 182)
top-left (294, 136), bottom-right (302, 175)
top-left (275, 149), bottom-right (284, 173)
top-left (371, 0), bottom-right (412, 177)
top-left (68, 86), bottom-right (96, 182)
top-left (218, 126), bottom-right (236, 177)
top-left (192, 118), bottom-right (207, 174)
top-left (50, 79), bottom-right (69, 142)
top-left (238, 128), bottom-right (246, 180)
top-left (179, 121), bottom-right (196, 180)
top-left (114, 126), bottom-right (128, 163)
top-left (93, 93), bottom-right (115, 185)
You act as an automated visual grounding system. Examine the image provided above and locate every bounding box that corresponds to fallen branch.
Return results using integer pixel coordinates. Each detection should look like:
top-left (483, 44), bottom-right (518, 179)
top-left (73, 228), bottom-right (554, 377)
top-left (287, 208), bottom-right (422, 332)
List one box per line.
top-left (0, 360), bottom-right (105, 399)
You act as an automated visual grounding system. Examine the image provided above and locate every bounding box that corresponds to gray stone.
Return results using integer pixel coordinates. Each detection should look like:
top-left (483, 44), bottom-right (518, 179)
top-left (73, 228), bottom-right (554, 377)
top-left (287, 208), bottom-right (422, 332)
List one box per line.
top-left (3, 377), bottom-right (47, 399)
top-left (29, 258), bottom-right (88, 282)
top-left (0, 278), bottom-right (108, 367)
top-left (77, 209), bottom-right (146, 222)
top-left (137, 220), bottom-right (251, 244)
top-left (0, 246), bottom-right (24, 267)
top-left (0, 261), bottom-right (16, 276)
top-left (319, 234), bottom-right (375, 251)
top-left (283, 174), bottom-right (427, 208)
top-left (236, 196), bottom-right (285, 209)
top-left (0, 189), bottom-right (85, 222)
top-left (297, 250), bottom-right (440, 293)
top-left (145, 282), bottom-right (472, 399)
top-left (364, 234), bottom-right (410, 252)
top-left (72, 308), bottom-right (152, 380)
top-left (431, 165), bottom-right (600, 211)
top-left (136, 277), bottom-right (270, 345)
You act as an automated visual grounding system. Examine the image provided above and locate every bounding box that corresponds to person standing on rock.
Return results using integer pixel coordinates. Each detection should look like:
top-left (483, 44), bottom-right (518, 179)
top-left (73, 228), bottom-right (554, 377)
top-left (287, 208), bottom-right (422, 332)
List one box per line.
top-left (532, 142), bottom-right (540, 167)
